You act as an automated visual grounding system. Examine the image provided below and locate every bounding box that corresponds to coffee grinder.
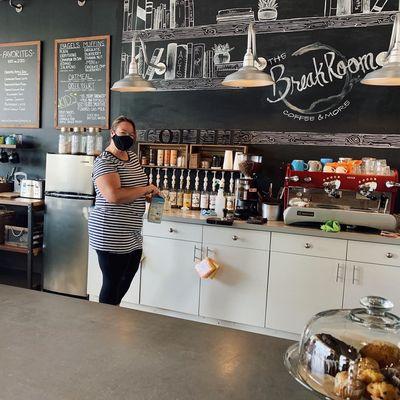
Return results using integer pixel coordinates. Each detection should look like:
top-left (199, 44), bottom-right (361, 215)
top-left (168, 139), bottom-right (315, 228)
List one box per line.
top-left (234, 155), bottom-right (263, 220)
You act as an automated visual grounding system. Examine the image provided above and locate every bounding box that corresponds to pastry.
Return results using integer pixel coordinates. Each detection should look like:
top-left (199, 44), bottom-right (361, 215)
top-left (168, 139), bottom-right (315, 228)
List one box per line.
top-left (334, 371), bottom-right (365, 400)
top-left (358, 368), bottom-right (384, 384)
top-left (382, 367), bottom-right (400, 389)
top-left (359, 357), bottom-right (381, 372)
top-left (357, 357), bottom-right (384, 384)
top-left (366, 381), bottom-right (400, 400)
top-left (304, 333), bottom-right (359, 376)
top-left (360, 342), bottom-right (400, 369)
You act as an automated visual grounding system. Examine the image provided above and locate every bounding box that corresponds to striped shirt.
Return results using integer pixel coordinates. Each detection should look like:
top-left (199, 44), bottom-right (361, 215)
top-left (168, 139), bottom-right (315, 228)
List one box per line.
top-left (88, 150), bottom-right (148, 254)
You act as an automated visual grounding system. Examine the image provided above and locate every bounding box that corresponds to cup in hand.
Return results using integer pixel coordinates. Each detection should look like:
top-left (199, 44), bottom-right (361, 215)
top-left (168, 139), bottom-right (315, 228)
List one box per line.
top-left (308, 160), bottom-right (322, 172)
top-left (291, 160), bottom-right (308, 171)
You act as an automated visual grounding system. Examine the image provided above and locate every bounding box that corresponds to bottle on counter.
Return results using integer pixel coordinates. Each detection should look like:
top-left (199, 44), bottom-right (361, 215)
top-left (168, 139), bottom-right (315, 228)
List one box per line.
top-left (226, 172), bottom-right (236, 212)
top-left (94, 128), bottom-right (103, 156)
top-left (58, 127), bottom-right (69, 154)
top-left (209, 171), bottom-right (218, 211)
top-left (79, 127), bottom-right (87, 154)
top-left (183, 171), bottom-right (192, 210)
top-left (169, 169), bottom-right (178, 208)
top-left (191, 170), bottom-right (201, 211)
top-left (161, 169), bottom-right (171, 212)
top-left (215, 188), bottom-right (226, 218)
top-left (86, 127), bottom-right (96, 156)
top-left (71, 127), bottom-right (81, 155)
top-left (200, 171), bottom-right (210, 211)
top-left (176, 170), bottom-right (184, 209)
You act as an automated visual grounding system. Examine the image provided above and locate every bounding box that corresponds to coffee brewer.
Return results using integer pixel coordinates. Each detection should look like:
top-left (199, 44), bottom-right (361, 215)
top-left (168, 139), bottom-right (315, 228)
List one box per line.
top-left (234, 155), bottom-right (263, 220)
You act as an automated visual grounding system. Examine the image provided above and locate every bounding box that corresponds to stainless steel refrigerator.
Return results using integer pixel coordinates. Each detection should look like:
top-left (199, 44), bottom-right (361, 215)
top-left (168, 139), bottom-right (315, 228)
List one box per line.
top-left (43, 154), bottom-right (95, 297)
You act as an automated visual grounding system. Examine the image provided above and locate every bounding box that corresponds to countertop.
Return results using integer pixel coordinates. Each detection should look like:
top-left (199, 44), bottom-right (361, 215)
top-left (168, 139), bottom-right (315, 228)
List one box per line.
top-left (0, 285), bottom-right (314, 400)
top-left (153, 209), bottom-right (400, 246)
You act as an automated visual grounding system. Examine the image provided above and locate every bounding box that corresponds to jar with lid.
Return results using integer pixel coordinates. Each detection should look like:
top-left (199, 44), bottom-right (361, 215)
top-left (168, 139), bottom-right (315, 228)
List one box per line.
top-left (71, 127), bottom-right (81, 155)
top-left (94, 128), bottom-right (103, 156)
top-left (58, 127), bottom-right (69, 154)
top-left (79, 127), bottom-right (87, 154)
top-left (86, 127), bottom-right (96, 156)
top-left (285, 296), bottom-right (400, 400)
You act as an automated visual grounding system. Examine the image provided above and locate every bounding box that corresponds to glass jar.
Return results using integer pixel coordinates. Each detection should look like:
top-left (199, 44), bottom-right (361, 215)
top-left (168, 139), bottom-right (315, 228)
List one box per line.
top-left (79, 127), bottom-right (87, 155)
top-left (86, 127), bottom-right (96, 156)
top-left (285, 296), bottom-right (400, 400)
top-left (94, 128), bottom-right (103, 156)
top-left (58, 127), bottom-right (69, 154)
top-left (71, 127), bottom-right (81, 155)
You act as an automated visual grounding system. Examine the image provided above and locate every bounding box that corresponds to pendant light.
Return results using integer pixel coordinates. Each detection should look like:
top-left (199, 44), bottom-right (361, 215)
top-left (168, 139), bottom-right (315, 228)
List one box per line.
top-left (222, 22), bottom-right (274, 88)
top-left (362, 12), bottom-right (400, 86)
top-left (111, 34), bottom-right (166, 92)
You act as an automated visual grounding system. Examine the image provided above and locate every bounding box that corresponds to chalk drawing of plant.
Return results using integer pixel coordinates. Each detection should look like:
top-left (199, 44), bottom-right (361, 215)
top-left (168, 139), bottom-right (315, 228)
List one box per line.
top-left (258, 0), bottom-right (278, 21)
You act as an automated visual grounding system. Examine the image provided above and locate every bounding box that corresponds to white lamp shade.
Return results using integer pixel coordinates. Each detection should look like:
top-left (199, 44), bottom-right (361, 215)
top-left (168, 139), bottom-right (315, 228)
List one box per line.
top-left (111, 73), bottom-right (156, 92)
top-left (361, 62), bottom-right (400, 86)
top-left (222, 65), bottom-right (274, 88)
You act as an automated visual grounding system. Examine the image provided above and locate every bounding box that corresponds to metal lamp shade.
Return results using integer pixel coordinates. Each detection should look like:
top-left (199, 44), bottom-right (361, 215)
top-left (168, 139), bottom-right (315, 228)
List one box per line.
top-left (111, 73), bottom-right (156, 92)
top-left (361, 62), bottom-right (400, 86)
top-left (222, 65), bottom-right (274, 88)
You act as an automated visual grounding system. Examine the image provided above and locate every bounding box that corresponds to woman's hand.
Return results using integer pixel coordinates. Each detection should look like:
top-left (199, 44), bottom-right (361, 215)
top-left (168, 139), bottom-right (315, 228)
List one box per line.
top-left (146, 184), bottom-right (161, 197)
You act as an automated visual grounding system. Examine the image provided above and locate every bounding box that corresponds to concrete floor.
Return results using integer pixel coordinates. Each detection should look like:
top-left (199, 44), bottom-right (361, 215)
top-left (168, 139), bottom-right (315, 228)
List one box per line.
top-left (0, 285), bottom-right (316, 400)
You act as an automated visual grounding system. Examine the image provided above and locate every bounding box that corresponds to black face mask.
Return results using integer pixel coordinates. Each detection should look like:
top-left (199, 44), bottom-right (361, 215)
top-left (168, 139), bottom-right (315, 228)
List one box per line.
top-left (112, 134), bottom-right (134, 151)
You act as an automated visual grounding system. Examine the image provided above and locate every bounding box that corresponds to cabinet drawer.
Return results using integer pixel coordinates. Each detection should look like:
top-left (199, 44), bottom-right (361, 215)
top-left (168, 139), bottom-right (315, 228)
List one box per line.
top-left (203, 226), bottom-right (270, 250)
top-left (143, 221), bottom-right (202, 242)
top-left (271, 233), bottom-right (347, 259)
top-left (347, 241), bottom-right (400, 267)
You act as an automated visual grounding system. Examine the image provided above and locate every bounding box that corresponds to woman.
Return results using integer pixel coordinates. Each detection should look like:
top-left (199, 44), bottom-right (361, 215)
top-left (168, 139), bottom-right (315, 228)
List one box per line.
top-left (88, 116), bottom-right (159, 305)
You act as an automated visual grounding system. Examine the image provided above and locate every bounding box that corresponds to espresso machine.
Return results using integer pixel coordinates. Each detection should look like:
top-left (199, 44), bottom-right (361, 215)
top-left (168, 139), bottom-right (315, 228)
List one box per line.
top-left (283, 165), bottom-right (399, 231)
top-left (234, 155), bottom-right (263, 220)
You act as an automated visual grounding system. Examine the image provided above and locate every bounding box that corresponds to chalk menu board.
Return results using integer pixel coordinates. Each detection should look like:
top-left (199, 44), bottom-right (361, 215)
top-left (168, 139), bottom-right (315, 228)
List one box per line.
top-left (54, 35), bottom-right (110, 129)
top-left (0, 41), bottom-right (41, 128)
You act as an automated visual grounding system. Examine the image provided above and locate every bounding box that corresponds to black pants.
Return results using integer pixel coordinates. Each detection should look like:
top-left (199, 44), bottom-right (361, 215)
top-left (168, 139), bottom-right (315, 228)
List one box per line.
top-left (96, 249), bottom-right (142, 306)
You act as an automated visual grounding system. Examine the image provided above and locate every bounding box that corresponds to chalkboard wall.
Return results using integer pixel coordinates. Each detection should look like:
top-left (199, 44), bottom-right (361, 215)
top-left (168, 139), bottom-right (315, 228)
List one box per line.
top-left (0, 0), bottom-right (399, 181)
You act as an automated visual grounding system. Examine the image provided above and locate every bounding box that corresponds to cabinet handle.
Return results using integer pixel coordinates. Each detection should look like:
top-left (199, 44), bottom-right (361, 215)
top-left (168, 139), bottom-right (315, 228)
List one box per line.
top-left (232, 235), bottom-right (238, 241)
top-left (168, 227), bottom-right (175, 233)
top-left (193, 245), bottom-right (202, 262)
top-left (335, 263), bottom-right (345, 283)
top-left (386, 252), bottom-right (394, 259)
top-left (304, 243), bottom-right (312, 249)
top-left (206, 247), bottom-right (215, 258)
top-left (352, 265), bottom-right (360, 285)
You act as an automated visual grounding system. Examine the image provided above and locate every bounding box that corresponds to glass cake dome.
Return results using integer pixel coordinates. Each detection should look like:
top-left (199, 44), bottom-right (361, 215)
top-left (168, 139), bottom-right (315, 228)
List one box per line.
top-left (285, 296), bottom-right (400, 400)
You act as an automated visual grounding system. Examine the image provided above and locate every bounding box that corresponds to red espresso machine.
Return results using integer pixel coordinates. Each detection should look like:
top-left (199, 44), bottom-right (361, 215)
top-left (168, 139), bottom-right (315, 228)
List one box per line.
top-left (283, 165), bottom-right (399, 231)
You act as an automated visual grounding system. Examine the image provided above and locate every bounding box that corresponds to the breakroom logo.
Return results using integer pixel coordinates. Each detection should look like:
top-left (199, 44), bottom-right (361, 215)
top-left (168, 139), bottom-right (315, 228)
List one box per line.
top-left (266, 42), bottom-right (380, 122)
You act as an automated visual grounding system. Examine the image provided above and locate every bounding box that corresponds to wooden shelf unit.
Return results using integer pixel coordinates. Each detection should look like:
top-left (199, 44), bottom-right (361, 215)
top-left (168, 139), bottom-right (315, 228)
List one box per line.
top-left (139, 143), bottom-right (247, 170)
top-left (0, 198), bottom-right (44, 290)
top-left (138, 143), bottom-right (190, 168)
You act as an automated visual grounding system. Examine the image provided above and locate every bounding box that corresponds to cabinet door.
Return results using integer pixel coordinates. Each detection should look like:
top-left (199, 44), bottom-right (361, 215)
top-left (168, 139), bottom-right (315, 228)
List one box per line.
top-left (87, 246), bottom-right (141, 304)
top-left (344, 262), bottom-right (400, 314)
top-left (199, 244), bottom-right (269, 327)
top-left (266, 252), bottom-right (345, 334)
top-left (140, 237), bottom-right (201, 315)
